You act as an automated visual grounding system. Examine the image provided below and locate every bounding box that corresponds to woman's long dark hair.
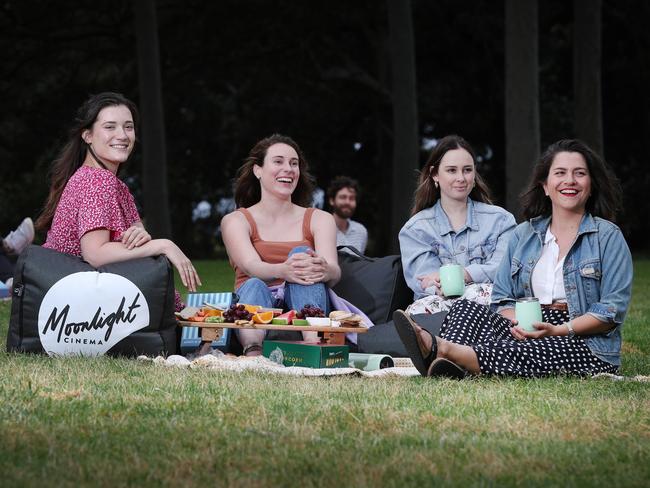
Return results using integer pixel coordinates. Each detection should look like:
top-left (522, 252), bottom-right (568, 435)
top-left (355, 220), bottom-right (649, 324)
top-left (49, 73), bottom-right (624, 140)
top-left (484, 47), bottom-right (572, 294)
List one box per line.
top-left (520, 139), bottom-right (622, 222)
top-left (234, 134), bottom-right (315, 208)
top-left (411, 134), bottom-right (492, 215)
top-left (36, 92), bottom-right (139, 233)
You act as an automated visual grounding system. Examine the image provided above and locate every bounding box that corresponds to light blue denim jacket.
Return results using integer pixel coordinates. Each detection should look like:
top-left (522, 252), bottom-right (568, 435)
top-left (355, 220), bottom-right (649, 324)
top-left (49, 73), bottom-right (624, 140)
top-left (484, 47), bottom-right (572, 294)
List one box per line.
top-left (490, 214), bottom-right (633, 366)
top-left (399, 198), bottom-right (516, 300)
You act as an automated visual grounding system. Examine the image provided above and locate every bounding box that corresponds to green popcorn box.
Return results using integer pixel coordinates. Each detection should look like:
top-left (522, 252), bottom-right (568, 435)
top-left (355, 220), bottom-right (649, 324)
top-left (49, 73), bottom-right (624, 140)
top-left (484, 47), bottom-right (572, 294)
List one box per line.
top-left (263, 340), bottom-right (349, 369)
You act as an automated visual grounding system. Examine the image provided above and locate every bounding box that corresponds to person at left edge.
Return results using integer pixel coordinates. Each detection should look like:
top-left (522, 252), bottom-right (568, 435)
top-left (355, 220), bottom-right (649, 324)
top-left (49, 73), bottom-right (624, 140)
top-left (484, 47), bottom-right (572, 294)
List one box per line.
top-left (37, 92), bottom-right (201, 310)
top-left (1, 217), bottom-right (35, 291)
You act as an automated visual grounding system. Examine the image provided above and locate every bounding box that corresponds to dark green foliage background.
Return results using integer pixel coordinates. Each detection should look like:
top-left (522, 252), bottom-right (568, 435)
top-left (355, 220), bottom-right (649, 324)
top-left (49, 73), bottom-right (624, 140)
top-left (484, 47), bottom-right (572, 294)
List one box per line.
top-left (1, 0), bottom-right (648, 255)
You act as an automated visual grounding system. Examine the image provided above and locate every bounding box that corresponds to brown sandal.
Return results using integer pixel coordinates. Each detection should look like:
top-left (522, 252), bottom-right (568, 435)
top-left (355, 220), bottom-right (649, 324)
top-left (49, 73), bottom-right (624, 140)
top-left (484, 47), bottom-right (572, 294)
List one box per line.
top-left (427, 358), bottom-right (467, 379)
top-left (393, 310), bottom-right (437, 376)
top-left (243, 343), bottom-right (263, 357)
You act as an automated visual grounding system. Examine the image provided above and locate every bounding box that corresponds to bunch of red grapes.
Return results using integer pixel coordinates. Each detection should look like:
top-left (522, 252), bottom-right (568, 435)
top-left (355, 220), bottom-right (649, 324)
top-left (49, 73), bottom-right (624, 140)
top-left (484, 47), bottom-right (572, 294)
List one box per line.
top-left (223, 304), bottom-right (253, 322)
top-left (296, 304), bottom-right (325, 319)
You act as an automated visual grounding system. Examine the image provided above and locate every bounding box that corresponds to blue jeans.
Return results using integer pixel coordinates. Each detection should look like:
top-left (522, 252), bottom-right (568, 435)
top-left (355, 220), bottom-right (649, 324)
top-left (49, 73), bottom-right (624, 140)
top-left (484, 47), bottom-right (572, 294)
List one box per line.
top-left (236, 277), bottom-right (329, 314)
top-left (236, 245), bottom-right (329, 313)
top-left (234, 246), bottom-right (329, 349)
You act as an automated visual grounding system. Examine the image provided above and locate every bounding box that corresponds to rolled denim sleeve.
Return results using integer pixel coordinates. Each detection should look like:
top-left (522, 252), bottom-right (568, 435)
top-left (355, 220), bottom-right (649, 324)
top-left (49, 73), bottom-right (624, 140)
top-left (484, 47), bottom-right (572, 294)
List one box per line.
top-left (399, 222), bottom-right (442, 298)
top-left (587, 227), bottom-right (633, 325)
top-left (465, 212), bottom-right (517, 283)
top-left (490, 226), bottom-right (521, 312)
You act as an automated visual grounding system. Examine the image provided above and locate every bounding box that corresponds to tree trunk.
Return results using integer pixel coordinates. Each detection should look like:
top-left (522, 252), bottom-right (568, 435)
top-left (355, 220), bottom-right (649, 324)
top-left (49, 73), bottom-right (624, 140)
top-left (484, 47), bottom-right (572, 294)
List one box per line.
top-left (574, 0), bottom-right (603, 155)
top-left (505, 0), bottom-right (540, 218)
top-left (134, 0), bottom-right (172, 238)
top-left (387, 0), bottom-right (419, 254)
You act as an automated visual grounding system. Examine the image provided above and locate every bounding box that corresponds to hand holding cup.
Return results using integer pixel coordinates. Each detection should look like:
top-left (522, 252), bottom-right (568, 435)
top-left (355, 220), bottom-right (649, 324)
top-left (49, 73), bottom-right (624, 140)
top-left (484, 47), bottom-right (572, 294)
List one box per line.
top-left (515, 298), bottom-right (543, 332)
top-left (439, 264), bottom-right (465, 297)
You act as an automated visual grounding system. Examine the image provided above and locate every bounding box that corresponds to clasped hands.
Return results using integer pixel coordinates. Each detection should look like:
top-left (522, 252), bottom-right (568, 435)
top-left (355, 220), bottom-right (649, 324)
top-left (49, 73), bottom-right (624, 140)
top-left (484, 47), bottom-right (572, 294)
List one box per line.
top-left (285, 249), bottom-right (328, 285)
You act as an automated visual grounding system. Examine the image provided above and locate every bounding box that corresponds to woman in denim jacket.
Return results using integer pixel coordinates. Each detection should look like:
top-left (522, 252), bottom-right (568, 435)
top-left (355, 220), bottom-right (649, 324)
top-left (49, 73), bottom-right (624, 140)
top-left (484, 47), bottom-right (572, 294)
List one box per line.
top-left (399, 135), bottom-right (516, 315)
top-left (394, 139), bottom-right (632, 378)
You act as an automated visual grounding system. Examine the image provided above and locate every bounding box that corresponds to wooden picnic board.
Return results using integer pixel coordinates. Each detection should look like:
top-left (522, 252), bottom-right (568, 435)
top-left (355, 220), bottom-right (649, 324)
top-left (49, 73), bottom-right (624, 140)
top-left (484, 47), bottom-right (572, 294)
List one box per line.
top-left (177, 320), bottom-right (367, 344)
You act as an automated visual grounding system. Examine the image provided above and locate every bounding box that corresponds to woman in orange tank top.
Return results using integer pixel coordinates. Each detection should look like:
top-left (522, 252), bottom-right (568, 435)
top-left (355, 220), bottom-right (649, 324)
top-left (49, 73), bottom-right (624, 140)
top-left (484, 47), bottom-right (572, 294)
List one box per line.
top-left (221, 134), bottom-right (341, 356)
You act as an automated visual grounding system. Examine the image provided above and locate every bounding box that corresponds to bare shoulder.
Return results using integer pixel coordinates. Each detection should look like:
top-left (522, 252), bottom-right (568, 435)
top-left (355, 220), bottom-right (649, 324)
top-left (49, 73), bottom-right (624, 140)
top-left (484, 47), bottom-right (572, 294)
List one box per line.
top-left (310, 208), bottom-right (336, 227)
top-left (221, 210), bottom-right (249, 232)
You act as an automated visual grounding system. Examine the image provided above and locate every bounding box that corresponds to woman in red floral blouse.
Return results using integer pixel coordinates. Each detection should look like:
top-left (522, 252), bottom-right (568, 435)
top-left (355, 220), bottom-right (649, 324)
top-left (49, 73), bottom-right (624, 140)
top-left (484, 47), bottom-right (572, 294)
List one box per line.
top-left (37, 92), bottom-right (200, 309)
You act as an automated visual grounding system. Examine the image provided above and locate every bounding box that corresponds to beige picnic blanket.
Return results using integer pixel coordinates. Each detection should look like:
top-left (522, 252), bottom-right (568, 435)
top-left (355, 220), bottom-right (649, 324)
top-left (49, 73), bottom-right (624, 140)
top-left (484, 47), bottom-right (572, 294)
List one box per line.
top-left (138, 354), bottom-right (650, 382)
top-left (137, 353), bottom-right (420, 377)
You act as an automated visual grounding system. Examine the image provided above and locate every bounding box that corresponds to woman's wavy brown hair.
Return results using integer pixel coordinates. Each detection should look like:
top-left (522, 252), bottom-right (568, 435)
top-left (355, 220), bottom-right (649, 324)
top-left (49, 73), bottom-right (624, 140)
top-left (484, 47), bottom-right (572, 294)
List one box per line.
top-left (520, 139), bottom-right (622, 222)
top-left (35, 92), bottom-right (139, 233)
top-left (412, 134), bottom-right (492, 215)
top-left (234, 134), bottom-right (315, 208)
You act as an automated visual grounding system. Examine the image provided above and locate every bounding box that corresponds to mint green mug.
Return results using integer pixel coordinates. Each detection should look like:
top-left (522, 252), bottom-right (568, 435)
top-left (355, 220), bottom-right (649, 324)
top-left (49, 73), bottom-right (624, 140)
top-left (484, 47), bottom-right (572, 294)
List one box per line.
top-left (348, 353), bottom-right (394, 371)
top-left (439, 264), bottom-right (465, 297)
top-left (515, 297), bottom-right (543, 332)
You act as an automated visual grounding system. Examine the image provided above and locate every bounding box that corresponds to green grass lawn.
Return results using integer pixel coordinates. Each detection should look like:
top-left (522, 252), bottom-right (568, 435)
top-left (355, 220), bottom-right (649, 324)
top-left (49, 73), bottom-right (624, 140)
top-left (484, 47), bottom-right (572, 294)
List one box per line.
top-left (1, 260), bottom-right (649, 487)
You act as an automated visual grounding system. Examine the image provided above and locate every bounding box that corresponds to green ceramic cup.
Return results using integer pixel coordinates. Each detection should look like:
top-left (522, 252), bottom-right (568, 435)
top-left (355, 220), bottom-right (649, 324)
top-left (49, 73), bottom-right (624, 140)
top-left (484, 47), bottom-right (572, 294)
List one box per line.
top-left (439, 264), bottom-right (465, 297)
top-left (348, 353), bottom-right (394, 371)
top-left (515, 297), bottom-right (543, 332)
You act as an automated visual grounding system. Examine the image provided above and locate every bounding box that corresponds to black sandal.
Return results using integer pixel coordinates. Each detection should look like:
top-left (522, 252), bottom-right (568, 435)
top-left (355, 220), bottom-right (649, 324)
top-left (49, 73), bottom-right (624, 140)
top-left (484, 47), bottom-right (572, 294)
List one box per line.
top-left (393, 310), bottom-right (437, 376)
top-left (427, 358), bottom-right (467, 379)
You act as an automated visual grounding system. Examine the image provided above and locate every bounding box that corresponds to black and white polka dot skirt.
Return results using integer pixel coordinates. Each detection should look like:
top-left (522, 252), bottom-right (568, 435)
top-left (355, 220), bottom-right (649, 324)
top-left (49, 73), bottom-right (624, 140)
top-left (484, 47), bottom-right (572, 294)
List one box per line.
top-left (440, 299), bottom-right (618, 377)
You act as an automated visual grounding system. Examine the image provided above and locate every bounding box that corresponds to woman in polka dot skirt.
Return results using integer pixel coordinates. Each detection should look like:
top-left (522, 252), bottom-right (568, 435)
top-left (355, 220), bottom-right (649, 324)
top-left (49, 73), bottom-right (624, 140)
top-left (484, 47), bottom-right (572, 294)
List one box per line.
top-left (395, 139), bottom-right (633, 378)
top-left (36, 92), bottom-right (201, 310)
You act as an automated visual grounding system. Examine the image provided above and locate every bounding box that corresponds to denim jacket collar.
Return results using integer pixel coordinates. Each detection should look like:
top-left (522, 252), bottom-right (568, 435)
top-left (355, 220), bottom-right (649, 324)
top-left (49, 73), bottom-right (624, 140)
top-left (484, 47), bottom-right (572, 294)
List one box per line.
top-left (433, 198), bottom-right (479, 236)
top-left (529, 213), bottom-right (598, 239)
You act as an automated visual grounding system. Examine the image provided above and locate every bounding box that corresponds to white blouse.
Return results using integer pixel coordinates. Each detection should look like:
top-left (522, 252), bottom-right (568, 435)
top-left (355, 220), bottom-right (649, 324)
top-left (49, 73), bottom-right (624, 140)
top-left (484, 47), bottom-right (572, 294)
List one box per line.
top-left (531, 228), bottom-right (567, 304)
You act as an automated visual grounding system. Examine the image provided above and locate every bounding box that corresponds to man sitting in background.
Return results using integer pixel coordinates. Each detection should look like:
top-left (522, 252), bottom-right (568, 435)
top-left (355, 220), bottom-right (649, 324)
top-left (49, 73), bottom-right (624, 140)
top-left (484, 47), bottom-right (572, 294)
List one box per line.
top-left (327, 176), bottom-right (368, 254)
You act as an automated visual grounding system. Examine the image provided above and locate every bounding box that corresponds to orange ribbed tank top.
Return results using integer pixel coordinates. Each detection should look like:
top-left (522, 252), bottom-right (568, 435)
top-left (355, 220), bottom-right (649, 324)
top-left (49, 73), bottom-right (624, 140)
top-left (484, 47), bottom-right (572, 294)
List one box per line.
top-left (232, 207), bottom-right (316, 290)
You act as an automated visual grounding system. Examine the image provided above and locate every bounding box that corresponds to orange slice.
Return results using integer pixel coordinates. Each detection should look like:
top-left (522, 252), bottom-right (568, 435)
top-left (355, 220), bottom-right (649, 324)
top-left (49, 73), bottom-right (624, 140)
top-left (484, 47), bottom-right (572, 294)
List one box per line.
top-left (240, 303), bottom-right (262, 314)
top-left (252, 311), bottom-right (274, 324)
top-left (202, 309), bottom-right (222, 317)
